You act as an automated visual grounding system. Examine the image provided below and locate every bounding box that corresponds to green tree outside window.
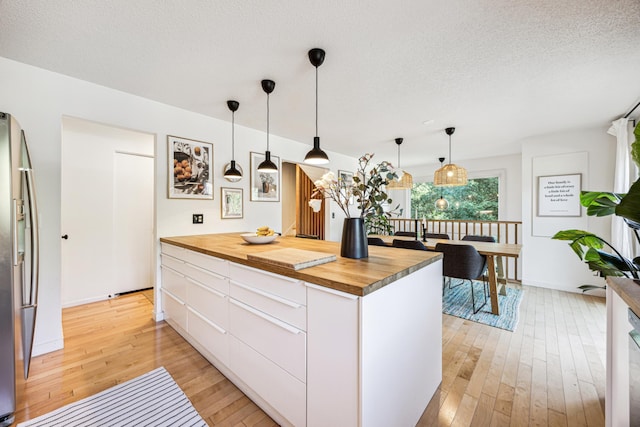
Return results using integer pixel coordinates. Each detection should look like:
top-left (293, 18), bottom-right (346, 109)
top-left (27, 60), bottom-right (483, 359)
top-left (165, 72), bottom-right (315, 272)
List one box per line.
top-left (410, 177), bottom-right (499, 220)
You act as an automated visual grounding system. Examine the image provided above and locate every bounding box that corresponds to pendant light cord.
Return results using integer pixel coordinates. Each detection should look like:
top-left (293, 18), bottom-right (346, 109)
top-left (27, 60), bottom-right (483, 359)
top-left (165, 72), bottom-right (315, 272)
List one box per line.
top-left (231, 110), bottom-right (235, 161)
top-left (448, 134), bottom-right (452, 165)
top-left (266, 93), bottom-right (270, 151)
top-left (315, 65), bottom-right (319, 137)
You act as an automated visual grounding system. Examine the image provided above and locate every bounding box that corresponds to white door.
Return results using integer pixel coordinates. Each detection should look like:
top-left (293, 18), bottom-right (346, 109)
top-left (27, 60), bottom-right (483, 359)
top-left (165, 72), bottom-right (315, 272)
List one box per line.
top-left (113, 152), bottom-right (154, 295)
top-left (61, 117), bottom-right (154, 307)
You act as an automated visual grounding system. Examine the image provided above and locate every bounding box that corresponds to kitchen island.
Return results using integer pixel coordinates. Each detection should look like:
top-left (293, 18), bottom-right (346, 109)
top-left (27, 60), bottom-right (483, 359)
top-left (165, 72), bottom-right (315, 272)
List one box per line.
top-left (159, 233), bottom-right (443, 427)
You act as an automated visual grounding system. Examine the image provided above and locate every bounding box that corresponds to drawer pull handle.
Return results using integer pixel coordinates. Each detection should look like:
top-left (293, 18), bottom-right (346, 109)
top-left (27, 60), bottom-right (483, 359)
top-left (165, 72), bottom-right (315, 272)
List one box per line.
top-left (230, 299), bottom-right (301, 335)
top-left (187, 307), bottom-right (227, 334)
top-left (161, 264), bottom-right (185, 278)
top-left (161, 253), bottom-right (186, 264)
top-left (230, 281), bottom-right (302, 309)
top-left (187, 263), bottom-right (226, 280)
top-left (187, 277), bottom-right (227, 299)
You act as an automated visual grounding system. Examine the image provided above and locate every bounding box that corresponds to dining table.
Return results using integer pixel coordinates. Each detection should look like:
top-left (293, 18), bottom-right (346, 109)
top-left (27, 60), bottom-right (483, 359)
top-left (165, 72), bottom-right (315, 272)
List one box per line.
top-left (371, 235), bottom-right (522, 315)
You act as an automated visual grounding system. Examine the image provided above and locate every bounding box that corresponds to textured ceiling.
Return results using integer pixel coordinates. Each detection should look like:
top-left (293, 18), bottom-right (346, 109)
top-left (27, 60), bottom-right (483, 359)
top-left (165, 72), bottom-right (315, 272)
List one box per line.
top-left (1, 0), bottom-right (640, 167)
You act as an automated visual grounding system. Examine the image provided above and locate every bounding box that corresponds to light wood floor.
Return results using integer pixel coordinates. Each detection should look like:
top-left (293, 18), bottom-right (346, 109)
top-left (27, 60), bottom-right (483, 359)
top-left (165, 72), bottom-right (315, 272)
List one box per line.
top-left (14, 285), bottom-right (605, 427)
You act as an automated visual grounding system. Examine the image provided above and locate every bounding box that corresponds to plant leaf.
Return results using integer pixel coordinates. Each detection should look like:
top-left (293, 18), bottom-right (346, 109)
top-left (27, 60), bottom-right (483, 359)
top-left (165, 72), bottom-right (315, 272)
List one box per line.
top-left (616, 179), bottom-right (640, 224)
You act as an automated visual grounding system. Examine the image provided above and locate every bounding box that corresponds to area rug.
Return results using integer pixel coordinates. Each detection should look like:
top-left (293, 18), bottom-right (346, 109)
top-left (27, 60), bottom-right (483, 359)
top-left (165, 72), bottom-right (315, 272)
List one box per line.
top-left (443, 279), bottom-right (524, 332)
top-left (18, 367), bottom-right (206, 427)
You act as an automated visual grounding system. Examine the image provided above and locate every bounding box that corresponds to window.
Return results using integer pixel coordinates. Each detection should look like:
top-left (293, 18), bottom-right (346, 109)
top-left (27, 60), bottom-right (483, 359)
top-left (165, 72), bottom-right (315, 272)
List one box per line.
top-left (411, 177), bottom-right (499, 220)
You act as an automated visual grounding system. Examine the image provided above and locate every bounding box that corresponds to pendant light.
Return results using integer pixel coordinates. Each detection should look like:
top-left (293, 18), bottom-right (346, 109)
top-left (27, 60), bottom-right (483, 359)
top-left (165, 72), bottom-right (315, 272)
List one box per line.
top-left (433, 127), bottom-right (467, 186)
top-left (223, 100), bottom-right (243, 182)
top-left (435, 157), bottom-right (449, 210)
top-left (257, 79), bottom-right (278, 173)
top-left (304, 48), bottom-right (329, 164)
top-left (386, 137), bottom-right (413, 189)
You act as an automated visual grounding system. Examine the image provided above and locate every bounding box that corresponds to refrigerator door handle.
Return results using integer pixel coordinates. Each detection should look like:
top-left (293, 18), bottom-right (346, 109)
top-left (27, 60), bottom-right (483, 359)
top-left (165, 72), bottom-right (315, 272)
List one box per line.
top-left (12, 198), bottom-right (19, 266)
top-left (24, 169), bottom-right (38, 308)
top-left (20, 168), bottom-right (38, 379)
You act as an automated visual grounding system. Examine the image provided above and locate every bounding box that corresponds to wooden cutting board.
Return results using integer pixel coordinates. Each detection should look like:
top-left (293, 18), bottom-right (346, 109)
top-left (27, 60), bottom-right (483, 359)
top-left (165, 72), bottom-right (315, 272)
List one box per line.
top-left (247, 248), bottom-right (337, 271)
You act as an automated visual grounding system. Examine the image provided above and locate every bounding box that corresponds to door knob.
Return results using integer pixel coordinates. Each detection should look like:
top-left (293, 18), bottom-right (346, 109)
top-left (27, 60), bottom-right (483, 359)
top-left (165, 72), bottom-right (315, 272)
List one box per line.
top-left (61, 234), bottom-right (68, 240)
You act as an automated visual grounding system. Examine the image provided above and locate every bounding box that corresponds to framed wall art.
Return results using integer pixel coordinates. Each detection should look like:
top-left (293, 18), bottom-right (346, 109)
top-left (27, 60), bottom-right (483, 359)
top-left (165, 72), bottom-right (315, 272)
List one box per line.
top-left (221, 187), bottom-right (243, 219)
top-left (250, 151), bottom-right (280, 201)
top-left (168, 135), bottom-right (214, 199)
top-left (537, 173), bottom-right (581, 217)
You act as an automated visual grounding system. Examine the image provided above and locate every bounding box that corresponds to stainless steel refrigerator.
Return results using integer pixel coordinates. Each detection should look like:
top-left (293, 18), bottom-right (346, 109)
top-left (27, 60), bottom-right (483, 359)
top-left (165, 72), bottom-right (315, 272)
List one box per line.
top-left (0, 112), bottom-right (39, 427)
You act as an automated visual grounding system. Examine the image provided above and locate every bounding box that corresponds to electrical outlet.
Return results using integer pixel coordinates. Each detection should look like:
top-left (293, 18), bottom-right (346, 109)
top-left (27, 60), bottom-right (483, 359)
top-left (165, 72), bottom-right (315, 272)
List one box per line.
top-left (193, 214), bottom-right (203, 224)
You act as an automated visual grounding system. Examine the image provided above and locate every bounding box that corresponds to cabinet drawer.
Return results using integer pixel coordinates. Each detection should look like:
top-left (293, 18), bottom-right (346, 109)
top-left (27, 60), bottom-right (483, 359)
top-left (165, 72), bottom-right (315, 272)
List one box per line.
top-left (161, 253), bottom-right (188, 275)
top-left (230, 280), bottom-right (306, 331)
top-left (229, 336), bottom-right (306, 427)
top-left (161, 242), bottom-right (185, 259)
top-left (161, 264), bottom-right (187, 302)
top-left (183, 249), bottom-right (229, 277)
top-left (162, 289), bottom-right (187, 332)
top-left (187, 307), bottom-right (229, 366)
top-left (229, 298), bottom-right (306, 382)
top-left (184, 263), bottom-right (228, 296)
top-left (187, 278), bottom-right (228, 329)
top-left (229, 263), bottom-right (306, 306)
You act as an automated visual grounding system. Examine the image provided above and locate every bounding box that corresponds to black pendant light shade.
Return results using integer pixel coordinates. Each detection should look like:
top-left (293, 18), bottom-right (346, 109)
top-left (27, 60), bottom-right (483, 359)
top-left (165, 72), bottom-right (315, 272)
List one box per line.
top-left (258, 79), bottom-right (278, 173)
top-left (223, 100), bottom-right (243, 182)
top-left (304, 48), bottom-right (329, 165)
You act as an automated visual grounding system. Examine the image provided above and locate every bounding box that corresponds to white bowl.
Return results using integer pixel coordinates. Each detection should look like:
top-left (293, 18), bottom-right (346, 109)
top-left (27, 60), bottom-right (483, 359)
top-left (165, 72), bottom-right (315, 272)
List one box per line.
top-left (241, 233), bottom-right (278, 244)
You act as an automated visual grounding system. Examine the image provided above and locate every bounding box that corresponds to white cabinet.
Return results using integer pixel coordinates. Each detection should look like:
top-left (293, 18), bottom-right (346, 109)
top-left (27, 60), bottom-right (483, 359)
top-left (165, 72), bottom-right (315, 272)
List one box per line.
top-left (607, 286), bottom-right (632, 427)
top-left (229, 263), bottom-right (307, 426)
top-left (160, 242), bottom-right (443, 427)
top-left (160, 244), bottom-right (229, 366)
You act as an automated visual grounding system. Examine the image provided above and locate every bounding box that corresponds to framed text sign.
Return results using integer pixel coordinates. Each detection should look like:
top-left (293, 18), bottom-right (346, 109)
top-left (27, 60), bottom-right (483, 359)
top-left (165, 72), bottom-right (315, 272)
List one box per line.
top-left (537, 173), bottom-right (581, 217)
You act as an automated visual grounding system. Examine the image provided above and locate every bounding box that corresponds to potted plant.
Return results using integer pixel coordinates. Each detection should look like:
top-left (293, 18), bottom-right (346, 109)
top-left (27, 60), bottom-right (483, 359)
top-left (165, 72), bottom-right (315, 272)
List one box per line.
top-left (552, 122), bottom-right (640, 290)
top-left (310, 153), bottom-right (402, 258)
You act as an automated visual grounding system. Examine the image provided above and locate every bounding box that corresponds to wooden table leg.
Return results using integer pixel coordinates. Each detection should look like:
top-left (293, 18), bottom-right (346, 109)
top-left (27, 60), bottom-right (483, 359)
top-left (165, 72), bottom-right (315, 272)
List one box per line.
top-left (497, 256), bottom-right (507, 296)
top-left (487, 255), bottom-right (499, 315)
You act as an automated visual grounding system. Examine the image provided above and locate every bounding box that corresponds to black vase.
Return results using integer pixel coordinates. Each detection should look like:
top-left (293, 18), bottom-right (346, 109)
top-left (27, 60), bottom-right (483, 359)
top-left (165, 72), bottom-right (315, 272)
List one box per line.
top-left (341, 217), bottom-right (368, 259)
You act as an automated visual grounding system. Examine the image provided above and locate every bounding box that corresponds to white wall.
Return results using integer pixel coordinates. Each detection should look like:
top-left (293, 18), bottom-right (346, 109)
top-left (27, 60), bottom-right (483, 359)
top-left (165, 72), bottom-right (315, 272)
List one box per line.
top-left (0, 56), bottom-right (358, 355)
top-left (521, 126), bottom-right (615, 293)
top-left (405, 153), bottom-right (523, 221)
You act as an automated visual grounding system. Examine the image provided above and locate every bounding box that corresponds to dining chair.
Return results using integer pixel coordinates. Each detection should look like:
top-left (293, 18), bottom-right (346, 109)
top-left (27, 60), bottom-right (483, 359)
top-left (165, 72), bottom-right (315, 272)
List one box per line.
top-left (435, 242), bottom-right (489, 314)
top-left (394, 231), bottom-right (417, 238)
top-left (423, 233), bottom-right (450, 240)
top-left (367, 237), bottom-right (386, 246)
top-left (461, 235), bottom-right (496, 280)
top-left (392, 239), bottom-right (428, 251)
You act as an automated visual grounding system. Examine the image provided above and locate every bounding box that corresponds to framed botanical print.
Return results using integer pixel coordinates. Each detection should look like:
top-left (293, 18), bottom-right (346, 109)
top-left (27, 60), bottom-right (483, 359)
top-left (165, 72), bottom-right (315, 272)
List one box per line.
top-left (168, 135), bottom-right (213, 199)
top-left (250, 151), bottom-right (280, 201)
top-left (221, 187), bottom-right (243, 219)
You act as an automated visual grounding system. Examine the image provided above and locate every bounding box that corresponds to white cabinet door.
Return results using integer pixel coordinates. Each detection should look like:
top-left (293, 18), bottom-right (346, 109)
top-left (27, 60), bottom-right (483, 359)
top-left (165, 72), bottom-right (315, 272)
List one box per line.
top-left (187, 307), bottom-right (229, 366)
top-left (229, 298), bottom-right (306, 382)
top-left (229, 336), bottom-right (306, 427)
top-left (162, 289), bottom-right (187, 332)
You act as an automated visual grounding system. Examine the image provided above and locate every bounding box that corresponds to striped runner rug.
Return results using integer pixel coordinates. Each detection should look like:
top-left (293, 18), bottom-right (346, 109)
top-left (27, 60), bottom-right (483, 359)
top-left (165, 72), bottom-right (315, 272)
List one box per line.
top-left (443, 279), bottom-right (524, 332)
top-left (18, 367), bottom-right (206, 427)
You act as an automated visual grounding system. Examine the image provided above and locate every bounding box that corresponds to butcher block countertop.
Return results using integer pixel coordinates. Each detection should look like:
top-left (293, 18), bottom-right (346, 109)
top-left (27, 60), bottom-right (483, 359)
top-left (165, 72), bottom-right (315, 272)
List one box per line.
top-left (607, 277), bottom-right (640, 316)
top-left (160, 233), bottom-right (442, 296)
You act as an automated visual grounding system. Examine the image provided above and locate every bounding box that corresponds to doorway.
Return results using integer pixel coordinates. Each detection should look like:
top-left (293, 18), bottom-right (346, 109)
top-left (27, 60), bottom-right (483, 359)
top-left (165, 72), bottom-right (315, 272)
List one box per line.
top-left (61, 117), bottom-right (155, 307)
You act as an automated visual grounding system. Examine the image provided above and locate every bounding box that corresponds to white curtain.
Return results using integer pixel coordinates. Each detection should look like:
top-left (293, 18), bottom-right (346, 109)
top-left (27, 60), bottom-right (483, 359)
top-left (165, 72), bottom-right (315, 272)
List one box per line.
top-left (608, 117), bottom-right (638, 260)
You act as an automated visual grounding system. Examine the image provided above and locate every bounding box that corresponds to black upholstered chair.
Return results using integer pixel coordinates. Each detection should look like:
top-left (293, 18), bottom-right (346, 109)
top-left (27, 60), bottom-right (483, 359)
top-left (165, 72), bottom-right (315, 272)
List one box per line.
top-left (461, 235), bottom-right (496, 280)
top-left (394, 231), bottom-right (417, 238)
top-left (423, 233), bottom-right (450, 240)
top-left (296, 234), bottom-right (319, 239)
top-left (367, 237), bottom-right (386, 246)
top-left (392, 239), bottom-right (428, 251)
top-left (435, 243), bottom-right (489, 314)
